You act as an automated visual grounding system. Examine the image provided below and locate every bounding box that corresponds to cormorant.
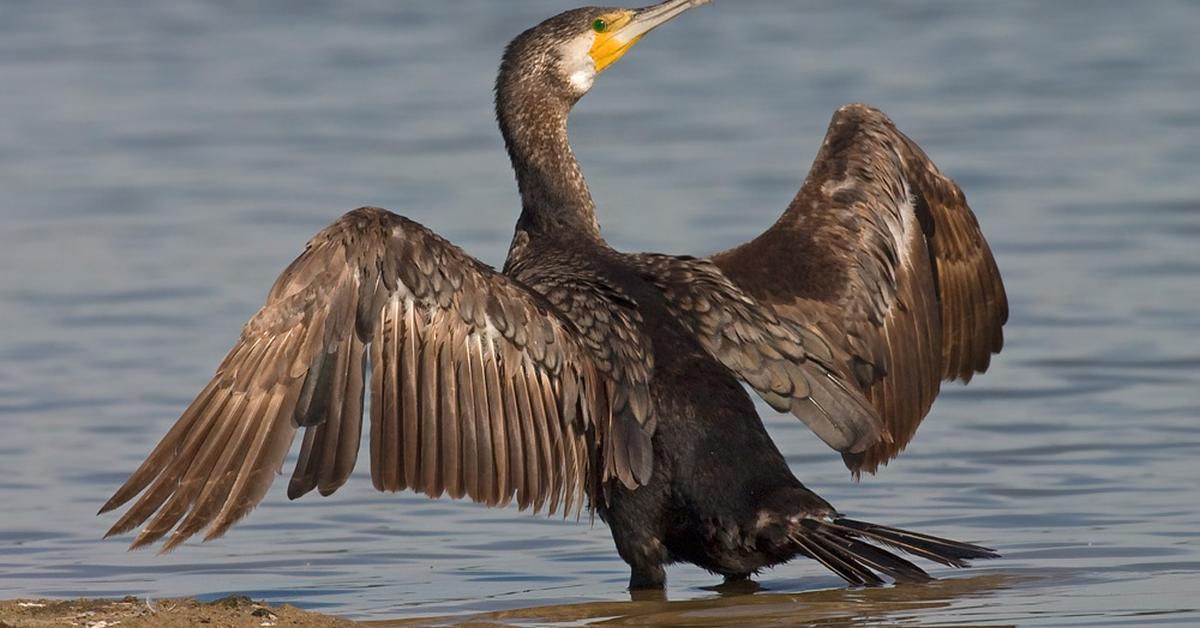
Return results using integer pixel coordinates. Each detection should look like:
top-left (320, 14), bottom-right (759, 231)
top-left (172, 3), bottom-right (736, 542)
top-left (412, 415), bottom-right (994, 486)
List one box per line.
top-left (100, 0), bottom-right (1008, 589)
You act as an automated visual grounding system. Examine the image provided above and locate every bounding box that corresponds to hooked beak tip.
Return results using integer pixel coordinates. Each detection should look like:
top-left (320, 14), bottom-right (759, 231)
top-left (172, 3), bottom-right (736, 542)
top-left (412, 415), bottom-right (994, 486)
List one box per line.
top-left (619, 0), bottom-right (711, 42)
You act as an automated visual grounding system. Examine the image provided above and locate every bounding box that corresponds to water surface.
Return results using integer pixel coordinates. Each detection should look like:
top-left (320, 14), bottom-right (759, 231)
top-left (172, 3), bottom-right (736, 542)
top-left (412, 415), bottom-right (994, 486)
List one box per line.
top-left (2, 1), bottom-right (1198, 625)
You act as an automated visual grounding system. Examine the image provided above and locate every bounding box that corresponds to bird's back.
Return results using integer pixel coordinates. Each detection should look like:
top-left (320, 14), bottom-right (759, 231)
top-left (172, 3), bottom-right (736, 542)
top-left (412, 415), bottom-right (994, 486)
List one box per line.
top-left (504, 235), bottom-right (800, 494)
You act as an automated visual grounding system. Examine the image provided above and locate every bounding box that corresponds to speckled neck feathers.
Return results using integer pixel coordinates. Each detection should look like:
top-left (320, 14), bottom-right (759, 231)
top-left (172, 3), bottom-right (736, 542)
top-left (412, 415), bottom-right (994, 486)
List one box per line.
top-left (495, 21), bottom-right (602, 244)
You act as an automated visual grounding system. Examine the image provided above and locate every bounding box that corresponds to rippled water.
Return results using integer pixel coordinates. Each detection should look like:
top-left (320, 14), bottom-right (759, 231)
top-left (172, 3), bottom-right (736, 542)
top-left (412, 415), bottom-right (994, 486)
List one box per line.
top-left (2, 1), bottom-right (1199, 625)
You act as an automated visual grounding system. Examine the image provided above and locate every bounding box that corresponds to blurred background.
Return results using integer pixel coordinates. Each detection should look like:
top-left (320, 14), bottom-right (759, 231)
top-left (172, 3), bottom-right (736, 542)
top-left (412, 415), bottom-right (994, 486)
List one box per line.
top-left (1, 1), bottom-right (1198, 624)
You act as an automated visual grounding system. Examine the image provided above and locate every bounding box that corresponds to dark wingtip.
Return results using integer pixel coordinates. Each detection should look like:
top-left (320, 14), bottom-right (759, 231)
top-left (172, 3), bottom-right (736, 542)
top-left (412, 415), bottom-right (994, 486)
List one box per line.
top-left (128, 535), bottom-right (156, 552)
top-left (842, 450), bottom-right (890, 478)
top-left (287, 481), bottom-right (313, 501)
top-left (316, 482), bottom-right (343, 498)
top-left (157, 533), bottom-right (190, 554)
top-left (102, 518), bottom-right (134, 541)
top-left (102, 517), bottom-right (140, 540)
top-left (97, 494), bottom-right (124, 516)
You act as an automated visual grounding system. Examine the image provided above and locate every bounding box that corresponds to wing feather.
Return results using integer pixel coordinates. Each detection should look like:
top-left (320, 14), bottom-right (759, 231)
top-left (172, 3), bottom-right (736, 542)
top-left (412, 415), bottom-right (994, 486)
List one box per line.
top-left (456, 335), bottom-right (480, 502)
top-left (367, 312), bottom-right (386, 491)
top-left (469, 339), bottom-right (496, 507)
top-left (418, 312), bottom-right (441, 498)
top-left (400, 302), bottom-right (421, 490)
top-left (482, 341), bottom-right (510, 507)
top-left (440, 325), bottom-right (463, 500)
top-left (100, 207), bottom-right (648, 549)
top-left (328, 334), bottom-right (366, 495)
top-left (502, 366), bottom-right (528, 509)
top-left (539, 369), bottom-right (565, 516)
top-left (711, 104), bottom-right (1007, 474)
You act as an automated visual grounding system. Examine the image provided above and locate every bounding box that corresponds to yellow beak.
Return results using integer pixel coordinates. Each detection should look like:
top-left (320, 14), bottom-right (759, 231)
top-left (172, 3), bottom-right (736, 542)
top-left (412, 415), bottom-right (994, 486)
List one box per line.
top-left (590, 0), bottom-right (711, 73)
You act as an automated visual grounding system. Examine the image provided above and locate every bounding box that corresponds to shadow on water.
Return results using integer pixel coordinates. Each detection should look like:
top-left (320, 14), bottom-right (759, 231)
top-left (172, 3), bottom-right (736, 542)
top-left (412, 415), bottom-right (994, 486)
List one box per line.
top-left (377, 574), bottom-right (1025, 627)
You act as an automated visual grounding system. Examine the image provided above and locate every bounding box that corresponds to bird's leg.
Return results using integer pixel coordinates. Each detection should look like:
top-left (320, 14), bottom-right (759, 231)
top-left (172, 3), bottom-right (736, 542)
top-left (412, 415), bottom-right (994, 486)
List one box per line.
top-left (609, 521), bottom-right (668, 589)
top-left (628, 562), bottom-right (667, 590)
top-left (715, 574), bottom-right (761, 595)
top-left (615, 530), bottom-right (668, 589)
top-left (601, 472), bottom-right (670, 589)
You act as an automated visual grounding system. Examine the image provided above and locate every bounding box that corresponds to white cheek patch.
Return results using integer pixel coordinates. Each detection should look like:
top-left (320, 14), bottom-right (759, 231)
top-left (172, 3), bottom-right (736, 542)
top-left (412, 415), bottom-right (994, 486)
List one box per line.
top-left (562, 32), bottom-right (598, 94)
top-left (570, 67), bottom-right (596, 92)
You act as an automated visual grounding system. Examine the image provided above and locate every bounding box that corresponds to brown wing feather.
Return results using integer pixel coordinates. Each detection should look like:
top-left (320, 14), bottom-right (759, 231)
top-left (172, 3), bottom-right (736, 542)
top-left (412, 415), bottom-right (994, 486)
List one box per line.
top-left (711, 104), bottom-right (1007, 474)
top-left (100, 207), bottom-right (647, 550)
top-left (902, 138), bottom-right (1008, 381)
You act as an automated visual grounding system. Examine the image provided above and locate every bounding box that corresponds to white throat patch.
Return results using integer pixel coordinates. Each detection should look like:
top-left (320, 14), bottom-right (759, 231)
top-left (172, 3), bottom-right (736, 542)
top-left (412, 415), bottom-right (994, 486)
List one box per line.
top-left (569, 67), bottom-right (596, 92)
top-left (562, 32), bottom-right (598, 95)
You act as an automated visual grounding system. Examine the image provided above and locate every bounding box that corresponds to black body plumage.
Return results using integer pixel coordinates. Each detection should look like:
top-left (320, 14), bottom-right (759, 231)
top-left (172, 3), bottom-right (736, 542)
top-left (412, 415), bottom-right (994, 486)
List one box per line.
top-left (100, 2), bottom-right (1005, 589)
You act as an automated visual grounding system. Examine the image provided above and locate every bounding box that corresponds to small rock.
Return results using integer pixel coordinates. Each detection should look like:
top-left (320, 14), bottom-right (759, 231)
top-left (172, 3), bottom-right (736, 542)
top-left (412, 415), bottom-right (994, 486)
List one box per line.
top-left (213, 595), bottom-right (252, 609)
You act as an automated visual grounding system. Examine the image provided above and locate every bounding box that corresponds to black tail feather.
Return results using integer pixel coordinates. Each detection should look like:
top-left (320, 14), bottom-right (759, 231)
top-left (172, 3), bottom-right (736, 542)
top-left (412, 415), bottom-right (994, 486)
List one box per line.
top-left (792, 528), bottom-right (884, 586)
top-left (811, 525), bottom-right (932, 584)
top-left (830, 518), bottom-right (1000, 568)
top-left (792, 517), bottom-right (998, 586)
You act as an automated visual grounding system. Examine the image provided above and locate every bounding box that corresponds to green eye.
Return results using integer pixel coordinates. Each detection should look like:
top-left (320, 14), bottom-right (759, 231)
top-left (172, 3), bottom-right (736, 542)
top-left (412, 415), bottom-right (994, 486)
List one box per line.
top-left (592, 18), bottom-right (608, 33)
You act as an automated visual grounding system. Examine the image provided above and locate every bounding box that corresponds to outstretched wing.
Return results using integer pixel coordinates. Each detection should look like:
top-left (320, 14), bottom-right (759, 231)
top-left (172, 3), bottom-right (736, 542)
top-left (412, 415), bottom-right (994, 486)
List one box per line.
top-left (99, 207), bottom-right (652, 550)
top-left (711, 104), bottom-right (1008, 474)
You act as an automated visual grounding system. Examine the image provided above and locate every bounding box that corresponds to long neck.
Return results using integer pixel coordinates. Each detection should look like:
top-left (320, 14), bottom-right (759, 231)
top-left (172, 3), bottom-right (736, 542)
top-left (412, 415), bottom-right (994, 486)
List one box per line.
top-left (496, 73), bottom-right (602, 243)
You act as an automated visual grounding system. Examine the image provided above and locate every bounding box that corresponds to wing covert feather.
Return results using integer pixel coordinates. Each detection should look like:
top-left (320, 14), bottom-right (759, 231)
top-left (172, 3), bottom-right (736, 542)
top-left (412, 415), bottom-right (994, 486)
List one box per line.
top-left (635, 253), bottom-right (884, 454)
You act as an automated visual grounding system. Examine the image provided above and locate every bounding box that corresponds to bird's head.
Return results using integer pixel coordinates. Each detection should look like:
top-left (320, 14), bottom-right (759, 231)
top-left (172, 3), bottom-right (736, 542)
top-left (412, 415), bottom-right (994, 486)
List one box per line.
top-left (498, 0), bottom-right (711, 103)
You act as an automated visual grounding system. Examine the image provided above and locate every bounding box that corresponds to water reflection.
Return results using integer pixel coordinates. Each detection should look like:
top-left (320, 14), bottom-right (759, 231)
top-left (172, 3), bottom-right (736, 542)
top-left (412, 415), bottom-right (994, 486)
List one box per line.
top-left (382, 574), bottom-right (1023, 627)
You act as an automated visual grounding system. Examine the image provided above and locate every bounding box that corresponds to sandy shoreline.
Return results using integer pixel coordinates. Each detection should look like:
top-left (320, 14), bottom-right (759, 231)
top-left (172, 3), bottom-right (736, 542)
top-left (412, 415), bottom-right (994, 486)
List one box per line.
top-left (0, 596), bottom-right (357, 628)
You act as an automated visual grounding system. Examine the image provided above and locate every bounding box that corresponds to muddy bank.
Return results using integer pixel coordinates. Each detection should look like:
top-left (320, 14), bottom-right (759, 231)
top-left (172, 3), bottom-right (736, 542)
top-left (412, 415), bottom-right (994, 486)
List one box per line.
top-left (0, 596), bottom-right (355, 628)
